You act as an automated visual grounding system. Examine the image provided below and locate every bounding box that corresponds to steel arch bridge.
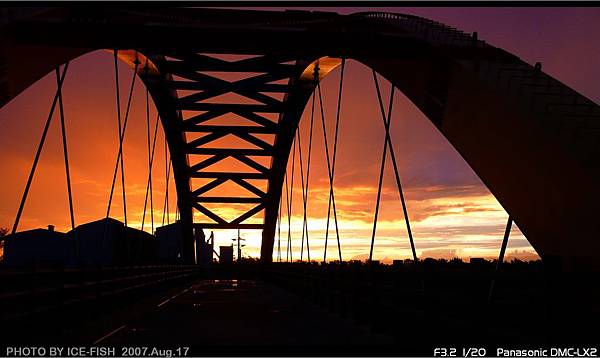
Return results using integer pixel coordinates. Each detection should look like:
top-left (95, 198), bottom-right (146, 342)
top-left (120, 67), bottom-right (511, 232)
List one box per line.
top-left (2, 7), bottom-right (600, 269)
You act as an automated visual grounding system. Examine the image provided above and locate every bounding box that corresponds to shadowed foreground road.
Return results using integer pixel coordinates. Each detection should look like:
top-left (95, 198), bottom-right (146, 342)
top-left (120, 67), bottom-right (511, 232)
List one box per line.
top-left (3, 264), bottom-right (599, 356)
top-left (79, 279), bottom-right (393, 353)
top-left (92, 279), bottom-right (392, 346)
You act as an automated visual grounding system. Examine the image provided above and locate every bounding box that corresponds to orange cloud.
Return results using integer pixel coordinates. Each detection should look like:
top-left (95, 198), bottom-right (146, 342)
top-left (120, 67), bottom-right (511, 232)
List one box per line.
top-left (0, 51), bottom-right (539, 263)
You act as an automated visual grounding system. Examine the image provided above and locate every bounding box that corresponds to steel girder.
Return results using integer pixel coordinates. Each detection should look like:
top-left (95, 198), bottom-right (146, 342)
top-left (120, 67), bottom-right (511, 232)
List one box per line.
top-left (140, 51), bottom-right (319, 263)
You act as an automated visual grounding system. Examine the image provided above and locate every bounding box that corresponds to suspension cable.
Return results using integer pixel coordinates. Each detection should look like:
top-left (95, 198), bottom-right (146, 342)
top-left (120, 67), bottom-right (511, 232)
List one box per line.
top-left (141, 112), bottom-right (160, 232)
top-left (114, 50), bottom-right (126, 226)
top-left (12, 63), bottom-right (69, 234)
top-left (166, 147), bottom-right (170, 225)
top-left (297, 130), bottom-right (306, 261)
top-left (141, 66), bottom-right (157, 232)
top-left (369, 78), bottom-right (395, 262)
top-left (489, 216), bottom-right (513, 300)
top-left (317, 83), bottom-right (342, 262)
top-left (286, 136), bottom-right (297, 262)
top-left (302, 91), bottom-right (315, 262)
top-left (161, 143), bottom-right (172, 226)
top-left (372, 70), bottom-right (418, 261)
top-left (106, 52), bottom-right (139, 224)
top-left (497, 217), bottom-right (512, 270)
top-left (277, 187), bottom-right (282, 262)
top-left (284, 171), bottom-right (290, 262)
top-left (146, 85), bottom-right (155, 233)
top-left (55, 66), bottom-right (75, 231)
top-left (133, 108), bottom-right (159, 265)
top-left (162, 136), bottom-right (167, 226)
top-left (323, 59), bottom-right (345, 262)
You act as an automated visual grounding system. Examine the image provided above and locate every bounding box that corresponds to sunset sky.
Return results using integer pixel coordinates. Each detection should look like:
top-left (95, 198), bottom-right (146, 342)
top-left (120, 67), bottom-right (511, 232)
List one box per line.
top-left (2, 7), bottom-right (600, 262)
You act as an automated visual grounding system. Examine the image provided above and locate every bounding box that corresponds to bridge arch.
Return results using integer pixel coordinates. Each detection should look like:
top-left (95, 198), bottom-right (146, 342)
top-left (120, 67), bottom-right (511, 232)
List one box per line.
top-left (1, 8), bottom-right (599, 269)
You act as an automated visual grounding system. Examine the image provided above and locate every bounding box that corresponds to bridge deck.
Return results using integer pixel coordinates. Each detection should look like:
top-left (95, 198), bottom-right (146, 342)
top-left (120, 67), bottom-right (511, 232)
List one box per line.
top-left (1, 264), bottom-right (598, 355)
top-left (89, 278), bottom-right (392, 348)
top-left (1, 274), bottom-right (394, 355)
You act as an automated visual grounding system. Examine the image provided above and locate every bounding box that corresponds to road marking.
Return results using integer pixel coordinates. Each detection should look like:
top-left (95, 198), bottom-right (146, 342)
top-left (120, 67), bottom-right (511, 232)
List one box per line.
top-left (93, 324), bottom-right (126, 345)
top-left (157, 286), bottom-right (192, 308)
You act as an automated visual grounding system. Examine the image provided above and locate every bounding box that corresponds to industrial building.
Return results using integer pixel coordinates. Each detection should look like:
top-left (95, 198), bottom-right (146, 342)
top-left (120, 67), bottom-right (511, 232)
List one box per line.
top-left (196, 230), bottom-right (212, 265)
top-left (68, 217), bottom-right (156, 266)
top-left (3, 225), bottom-right (69, 267)
top-left (3, 218), bottom-right (215, 267)
top-left (219, 245), bottom-right (234, 264)
top-left (155, 221), bottom-right (210, 265)
top-left (155, 221), bottom-right (185, 264)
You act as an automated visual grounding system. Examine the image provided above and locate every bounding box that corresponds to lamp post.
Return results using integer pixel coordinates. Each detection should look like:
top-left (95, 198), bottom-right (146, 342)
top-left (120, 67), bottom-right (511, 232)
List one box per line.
top-left (232, 229), bottom-right (246, 263)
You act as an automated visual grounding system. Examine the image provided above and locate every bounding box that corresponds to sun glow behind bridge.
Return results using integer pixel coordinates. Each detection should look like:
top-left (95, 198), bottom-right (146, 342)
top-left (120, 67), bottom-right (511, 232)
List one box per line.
top-left (0, 51), bottom-right (539, 263)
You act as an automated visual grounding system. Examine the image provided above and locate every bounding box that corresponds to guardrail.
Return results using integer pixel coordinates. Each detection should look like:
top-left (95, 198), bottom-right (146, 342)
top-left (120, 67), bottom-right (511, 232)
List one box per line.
top-left (0, 265), bottom-right (201, 321)
top-left (355, 11), bottom-right (487, 48)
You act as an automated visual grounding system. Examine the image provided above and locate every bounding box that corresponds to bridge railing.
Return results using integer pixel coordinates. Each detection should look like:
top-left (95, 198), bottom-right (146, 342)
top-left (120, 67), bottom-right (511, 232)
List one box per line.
top-left (0, 265), bottom-right (201, 322)
top-left (355, 11), bottom-right (488, 48)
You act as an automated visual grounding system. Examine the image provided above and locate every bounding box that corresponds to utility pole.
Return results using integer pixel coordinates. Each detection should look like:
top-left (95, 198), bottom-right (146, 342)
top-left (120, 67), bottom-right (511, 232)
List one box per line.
top-left (232, 229), bottom-right (245, 263)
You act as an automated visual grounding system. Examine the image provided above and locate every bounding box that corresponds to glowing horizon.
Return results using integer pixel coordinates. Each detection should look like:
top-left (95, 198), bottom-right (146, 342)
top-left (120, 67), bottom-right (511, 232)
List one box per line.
top-left (0, 51), bottom-right (539, 263)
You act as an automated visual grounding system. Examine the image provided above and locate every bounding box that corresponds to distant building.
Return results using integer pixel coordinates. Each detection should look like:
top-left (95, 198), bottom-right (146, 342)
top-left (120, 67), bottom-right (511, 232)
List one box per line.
top-left (195, 229), bottom-right (211, 265)
top-left (155, 221), bottom-right (186, 264)
top-left (3, 225), bottom-right (69, 267)
top-left (68, 218), bottom-right (155, 266)
top-left (123, 224), bottom-right (157, 264)
top-left (219, 245), bottom-right (233, 264)
top-left (156, 222), bottom-right (210, 265)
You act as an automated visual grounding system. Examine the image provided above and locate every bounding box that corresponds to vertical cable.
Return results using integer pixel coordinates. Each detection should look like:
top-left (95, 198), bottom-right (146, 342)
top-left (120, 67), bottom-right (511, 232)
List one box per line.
top-left (300, 91), bottom-right (316, 262)
top-left (162, 136), bottom-right (167, 226)
top-left (55, 65), bottom-right (75, 231)
top-left (369, 80), bottom-right (395, 262)
top-left (162, 138), bottom-right (171, 226)
top-left (317, 84), bottom-right (342, 262)
top-left (147, 87), bottom-right (155, 233)
top-left (297, 130), bottom-right (306, 261)
top-left (112, 50), bottom-right (123, 220)
top-left (167, 161), bottom-right (171, 225)
top-left (489, 216), bottom-right (513, 300)
top-left (106, 53), bottom-right (138, 224)
top-left (497, 217), bottom-right (513, 270)
top-left (284, 172), bottom-right (290, 262)
top-left (287, 136), bottom-right (297, 262)
top-left (115, 50), bottom-right (127, 226)
top-left (141, 113), bottom-right (160, 232)
top-left (323, 59), bottom-right (345, 262)
top-left (372, 70), bottom-right (418, 261)
top-left (12, 64), bottom-right (69, 234)
top-left (277, 188), bottom-right (282, 262)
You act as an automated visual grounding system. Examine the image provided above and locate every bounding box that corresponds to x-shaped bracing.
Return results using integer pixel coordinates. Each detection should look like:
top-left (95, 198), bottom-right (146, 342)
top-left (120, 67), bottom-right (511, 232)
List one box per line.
top-left (157, 52), bottom-right (305, 230)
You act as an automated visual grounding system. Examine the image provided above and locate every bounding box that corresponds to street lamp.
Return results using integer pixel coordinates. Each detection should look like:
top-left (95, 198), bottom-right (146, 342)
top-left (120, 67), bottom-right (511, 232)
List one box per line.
top-left (232, 229), bottom-right (246, 263)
